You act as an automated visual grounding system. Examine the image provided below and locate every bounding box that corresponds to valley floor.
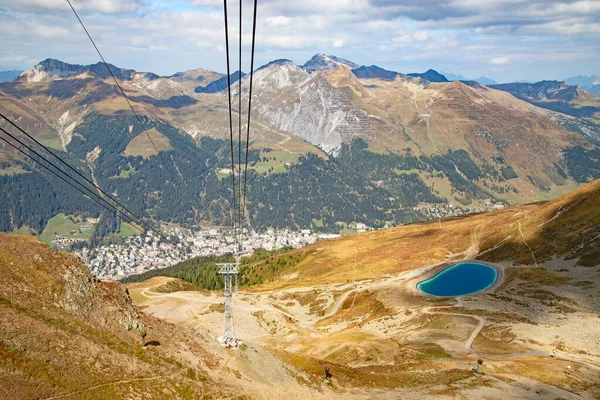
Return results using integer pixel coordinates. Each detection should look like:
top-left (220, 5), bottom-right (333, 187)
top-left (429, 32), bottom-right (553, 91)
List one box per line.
top-left (128, 258), bottom-right (600, 399)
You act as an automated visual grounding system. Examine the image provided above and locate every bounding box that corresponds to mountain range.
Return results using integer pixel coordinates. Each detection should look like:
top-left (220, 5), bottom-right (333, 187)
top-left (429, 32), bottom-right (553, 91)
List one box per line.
top-left (1, 54), bottom-right (600, 241)
top-left (0, 70), bottom-right (22, 83)
top-left (441, 72), bottom-right (498, 86)
top-left (565, 75), bottom-right (600, 96)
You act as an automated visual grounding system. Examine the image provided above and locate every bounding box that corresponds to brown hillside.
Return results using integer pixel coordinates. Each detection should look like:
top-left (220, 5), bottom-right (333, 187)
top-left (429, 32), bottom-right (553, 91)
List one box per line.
top-left (123, 127), bottom-right (172, 158)
top-left (0, 233), bottom-right (240, 399)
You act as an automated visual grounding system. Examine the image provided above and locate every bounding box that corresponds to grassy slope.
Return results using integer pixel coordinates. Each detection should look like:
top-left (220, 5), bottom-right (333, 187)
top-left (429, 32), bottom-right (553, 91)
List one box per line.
top-left (123, 127), bottom-right (172, 158)
top-left (119, 221), bottom-right (139, 237)
top-left (37, 213), bottom-right (93, 243)
top-left (249, 178), bottom-right (600, 290)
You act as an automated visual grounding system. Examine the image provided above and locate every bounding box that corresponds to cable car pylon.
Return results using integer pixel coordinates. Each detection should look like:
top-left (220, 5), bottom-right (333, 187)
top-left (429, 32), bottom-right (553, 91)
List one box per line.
top-left (217, 259), bottom-right (240, 347)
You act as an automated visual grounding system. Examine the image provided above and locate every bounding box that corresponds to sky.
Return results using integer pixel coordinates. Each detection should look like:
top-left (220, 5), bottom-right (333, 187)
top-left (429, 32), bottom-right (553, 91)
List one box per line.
top-left (0, 0), bottom-right (598, 83)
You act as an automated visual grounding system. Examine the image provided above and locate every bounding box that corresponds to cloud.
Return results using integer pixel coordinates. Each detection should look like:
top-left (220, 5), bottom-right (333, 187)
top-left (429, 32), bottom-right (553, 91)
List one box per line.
top-left (0, 0), bottom-right (143, 14)
top-left (188, 0), bottom-right (221, 8)
top-left (332, 39), bottom-right (345, 48)
top-left (265, 16), bottom-right (293, 28)
top-left (491, 56), bottom-right (510, 65)
top-left (413, 31), bottom-right (428, 41)
top-left (0, 55), bottom-right (26, 63)
top-left (392, 34), bottom-right (412, 43)
top-left (0, 20), bottom-right (70, 38)
top-left (0, 0), bottom-right (597, 82)
top-left (368, 0), bottom-right (600, 36)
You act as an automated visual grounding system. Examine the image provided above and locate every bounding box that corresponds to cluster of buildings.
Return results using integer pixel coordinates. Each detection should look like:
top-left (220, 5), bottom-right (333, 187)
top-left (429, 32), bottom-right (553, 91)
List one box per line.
top-left (61, 200), bottom-right (508, 281)
top-left (75, 234), bottom-right (184, 281)
top-left (51, 234), bottom-right (86, 248)
top-left (71, 227), bottom-right (342, 281)
top-left (414, 200), bottom-right (505, 221)
top-left (66, 201), bottom-right (507, 281)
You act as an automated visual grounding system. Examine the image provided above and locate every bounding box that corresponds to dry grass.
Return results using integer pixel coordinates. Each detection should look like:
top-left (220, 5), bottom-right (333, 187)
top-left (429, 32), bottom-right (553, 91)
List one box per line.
top-left (505, 358), bottom-right (600, 398)
top-left (471, 325), bottom-right (531, 355)
top-left (270, 346), bottom-right (472, 391)
top-left (315, 291), bottom-right (389, 327)
top-left (124, 127), bottom-right (172, 158)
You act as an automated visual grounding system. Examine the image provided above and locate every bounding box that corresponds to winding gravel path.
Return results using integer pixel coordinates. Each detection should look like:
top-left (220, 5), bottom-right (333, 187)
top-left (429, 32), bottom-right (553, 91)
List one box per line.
top-left (422, 304), bottom-right (600, 371)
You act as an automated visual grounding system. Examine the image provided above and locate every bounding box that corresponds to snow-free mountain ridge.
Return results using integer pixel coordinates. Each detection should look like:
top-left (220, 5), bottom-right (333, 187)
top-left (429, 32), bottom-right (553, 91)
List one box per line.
top-left (2, 54), bottom-right (600, 236)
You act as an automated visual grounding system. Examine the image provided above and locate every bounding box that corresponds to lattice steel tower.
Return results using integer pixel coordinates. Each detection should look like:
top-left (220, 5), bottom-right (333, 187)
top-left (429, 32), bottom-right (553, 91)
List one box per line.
top-left (217, 261), bottom-right (240, 347)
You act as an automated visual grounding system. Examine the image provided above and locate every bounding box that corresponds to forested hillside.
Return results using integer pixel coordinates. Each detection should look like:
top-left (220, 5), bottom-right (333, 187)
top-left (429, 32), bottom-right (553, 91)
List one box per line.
top-left (1, 116), bottom-right (453, 236)
top-left (121, 247), bottom-right (293, 289)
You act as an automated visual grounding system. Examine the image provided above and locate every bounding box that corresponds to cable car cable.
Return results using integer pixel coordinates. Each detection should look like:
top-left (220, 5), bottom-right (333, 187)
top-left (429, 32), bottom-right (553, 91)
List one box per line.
top-left (241, 0), bottom-right (258, 230)
top-left (223, 0), bottom-right (238, 249)
top-left (65, 0), bottom-right (179, 185)
top-left (0, 112), bottom-right (154, 234)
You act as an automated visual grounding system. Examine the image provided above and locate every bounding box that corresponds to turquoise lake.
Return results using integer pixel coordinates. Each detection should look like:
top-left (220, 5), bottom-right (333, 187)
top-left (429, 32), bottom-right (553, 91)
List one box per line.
top-left (417, 262), bottom-right (498, 297)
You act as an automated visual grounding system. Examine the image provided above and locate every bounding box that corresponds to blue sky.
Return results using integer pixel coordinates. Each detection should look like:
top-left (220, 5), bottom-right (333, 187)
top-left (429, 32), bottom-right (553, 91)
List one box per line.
top-left (0, 0), bottom-right (598, 82)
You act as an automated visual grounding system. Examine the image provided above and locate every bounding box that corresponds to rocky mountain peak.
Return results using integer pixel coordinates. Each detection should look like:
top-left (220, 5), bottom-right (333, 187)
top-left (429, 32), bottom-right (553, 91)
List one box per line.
top-left (19, 58), bottom-right (146, 83)
top-left (407, 69), bottom-right (449, 83)
top-left (20, 58), bottom-right (87, 82)
top-left (351, 65), bottom-right (399, 81)
top-left (252, 60), bottom-right (309, 92)
top-left (303, 54), bottom-right (359, 71)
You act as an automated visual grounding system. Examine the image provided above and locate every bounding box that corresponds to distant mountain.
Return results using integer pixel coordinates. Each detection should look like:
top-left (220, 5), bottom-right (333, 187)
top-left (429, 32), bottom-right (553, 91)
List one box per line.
top-left (565, 75), bottom-right (600, 96)
top-left (303, 54), bottom-right (358, 71)
top-left (588, 85), bottom-right (600, 96)
top-left (407, 69), bottom-right (449, 83)
top-left (490, 80), bottom-right (600, 129)
top-left (565, 75), bottom-right (599, 87)
top-left (351, 65), bottom-right (399, 81)
top-left (18, 58), bottom-right (159, 83)
top-left (473, 76), bottom-right (497, 86)
top-left (490, 80), bottom-right (580, 101)
top-left (441, 72), bottom-right (467, 81)
top-left (194, 70), bottom-right (246, 93)
top-left (442, 72), bottom-right (497, 86)
top-left (168, 68), bottom-right (223, 84)
top-left (0, 70), bottom-right (22, 83)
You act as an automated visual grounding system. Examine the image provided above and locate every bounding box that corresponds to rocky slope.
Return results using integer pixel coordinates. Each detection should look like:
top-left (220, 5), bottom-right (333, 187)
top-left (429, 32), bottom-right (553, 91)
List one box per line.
top-left (491, 80), bottom-right (580, 101)
top-left (303, 53), bottom-right (359, 71)
top-left (0, 233), bottom-right (251, 399)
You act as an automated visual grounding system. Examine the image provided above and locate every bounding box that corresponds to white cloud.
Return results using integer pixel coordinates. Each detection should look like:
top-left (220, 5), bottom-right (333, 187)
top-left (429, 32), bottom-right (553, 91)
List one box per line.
top-left (0, 20), bottom-right (69, 38)
top-left (0, 0), bottom-right (598, 82)
top-left (188, 0), bottom-right (221, 8)
top-left (413, 31), bottom-right (428, 41)
top-left (265, 16), bottom-right (293, 28)
top-left (0, 0), bottom-right (142, 14)
top-left (392, 34), bottom-right (411, 43)
top-left (0, 55), bottom-right (26, 63)
top-left (491, 56), bottom-right (510, 65)
top-left (332, 39), bottom-right (345, 48)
